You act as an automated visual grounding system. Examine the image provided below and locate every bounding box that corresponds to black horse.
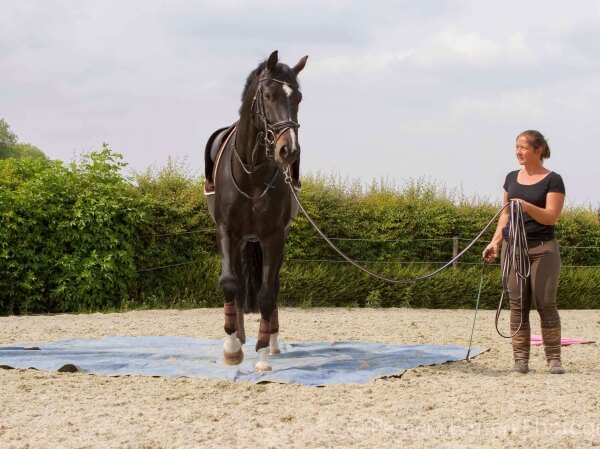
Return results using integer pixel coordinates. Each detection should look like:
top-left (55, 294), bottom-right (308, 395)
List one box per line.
top-left (204, 51), bottom-right (307, 371)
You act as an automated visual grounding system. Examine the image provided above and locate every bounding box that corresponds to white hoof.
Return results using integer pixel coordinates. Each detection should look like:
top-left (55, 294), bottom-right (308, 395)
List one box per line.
top-left (255, 362), bottom-right (272, 372)
top-left (223, 333), bottom-right (243, 365)
top-left (224, 349), bottom-right (244, 365)
top-left (255, 347), bottom-right (272, 371)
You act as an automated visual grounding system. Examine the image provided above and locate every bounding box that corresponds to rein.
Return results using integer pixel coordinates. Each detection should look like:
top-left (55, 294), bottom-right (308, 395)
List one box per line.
top-left (229, 143), bottom-right (279, 201)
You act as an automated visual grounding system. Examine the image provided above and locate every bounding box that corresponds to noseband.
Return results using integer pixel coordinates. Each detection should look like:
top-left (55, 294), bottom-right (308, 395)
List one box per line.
top-left (251, 78), bottom-right (300, 161)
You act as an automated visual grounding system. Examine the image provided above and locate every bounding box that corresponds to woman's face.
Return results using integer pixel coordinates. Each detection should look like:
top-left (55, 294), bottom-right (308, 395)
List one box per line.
top-left (515, 135), bottom-right (541, 165)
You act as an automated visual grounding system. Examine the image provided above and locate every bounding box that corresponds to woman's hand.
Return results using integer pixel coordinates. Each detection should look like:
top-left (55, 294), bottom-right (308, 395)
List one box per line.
top-left (513, 198), bottom-right (531, 213)
top-left (482, 243), bottom-right (499, 262)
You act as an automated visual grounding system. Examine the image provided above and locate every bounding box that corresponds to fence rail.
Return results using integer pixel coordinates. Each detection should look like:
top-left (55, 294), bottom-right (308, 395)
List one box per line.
top-left (139, 229), bottom-right (600, 250)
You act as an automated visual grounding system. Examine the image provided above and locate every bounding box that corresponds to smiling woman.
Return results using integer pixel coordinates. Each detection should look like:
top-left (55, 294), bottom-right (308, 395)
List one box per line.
top-left (482, 130), bottom-right (567, 375)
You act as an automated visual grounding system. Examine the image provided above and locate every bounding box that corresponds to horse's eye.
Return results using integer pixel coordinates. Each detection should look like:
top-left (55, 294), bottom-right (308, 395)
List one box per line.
top-left (264, 91), bottom-right (272, 101)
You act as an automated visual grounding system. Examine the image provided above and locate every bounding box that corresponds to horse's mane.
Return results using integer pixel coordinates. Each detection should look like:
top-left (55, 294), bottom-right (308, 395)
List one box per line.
top-left (239, 59), bottom-right (299, 116)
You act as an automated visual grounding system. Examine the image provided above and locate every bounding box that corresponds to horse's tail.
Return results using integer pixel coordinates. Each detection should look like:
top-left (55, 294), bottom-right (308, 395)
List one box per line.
top-left (239, 241), bottom-right (262, 313)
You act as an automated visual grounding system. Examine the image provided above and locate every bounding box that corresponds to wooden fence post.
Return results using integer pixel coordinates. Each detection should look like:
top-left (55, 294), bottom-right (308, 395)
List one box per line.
top-left (453, 236), bottom-right (459, 269)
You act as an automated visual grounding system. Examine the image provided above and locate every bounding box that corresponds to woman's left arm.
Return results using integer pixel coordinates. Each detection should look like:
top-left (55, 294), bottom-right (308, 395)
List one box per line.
top-left (518, 192), bottom-right (565, 225)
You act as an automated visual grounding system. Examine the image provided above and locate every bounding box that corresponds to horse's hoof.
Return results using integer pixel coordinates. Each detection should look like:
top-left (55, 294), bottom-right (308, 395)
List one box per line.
top-left (270, 348), bottom-right (281, 355)
top-left (223, 349), bottom-right (244, 365)
top-left (255, 362), bottom-right (272, 372)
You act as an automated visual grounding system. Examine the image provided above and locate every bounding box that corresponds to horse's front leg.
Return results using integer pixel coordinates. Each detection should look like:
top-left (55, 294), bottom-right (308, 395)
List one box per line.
top-left (255, 234), bottom-right (285, 372)
top-left (218, 225), bottom-right (244, 365)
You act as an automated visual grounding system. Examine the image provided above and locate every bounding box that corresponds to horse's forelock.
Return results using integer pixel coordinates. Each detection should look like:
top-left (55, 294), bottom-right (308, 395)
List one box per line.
top-left (270, 62), bottom-right (298, 86)
top-left (242, 60), bottom-right (298, 96)
top-left (240, 59), bottom-right (298, 115)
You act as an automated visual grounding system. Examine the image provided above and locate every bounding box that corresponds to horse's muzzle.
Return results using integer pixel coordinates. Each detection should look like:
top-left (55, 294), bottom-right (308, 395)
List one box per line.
top-left (274, 129), bottom-right (300, 165)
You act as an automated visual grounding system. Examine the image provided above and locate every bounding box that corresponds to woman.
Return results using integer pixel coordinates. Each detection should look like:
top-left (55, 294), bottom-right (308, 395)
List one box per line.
top-left (482, 130), bottom-right (566, 374)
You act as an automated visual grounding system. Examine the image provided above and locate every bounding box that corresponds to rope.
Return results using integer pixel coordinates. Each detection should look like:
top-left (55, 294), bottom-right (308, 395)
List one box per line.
top-left (136, 260), bottom-right (200, 273)
top-left (466, 260), bottom-right (487, 361)
top-left (285, 167), bottom-right (534, 351)
top-left (495, 200), bottom-right (531, 338)
top-left (285, 166), bottom-right (509, 284)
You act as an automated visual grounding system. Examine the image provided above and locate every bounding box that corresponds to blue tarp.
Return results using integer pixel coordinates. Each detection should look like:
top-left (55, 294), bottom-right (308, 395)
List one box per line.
top-left (0, 336), bottom-right (486, 386)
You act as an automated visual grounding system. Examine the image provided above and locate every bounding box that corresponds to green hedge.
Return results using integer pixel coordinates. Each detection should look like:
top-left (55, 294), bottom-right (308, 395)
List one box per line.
top-left (127, 158), bottom-right (218, 309)
top-left (0, 148), bottom-right (143, 313)
top-left (1, 150), bottom-right (598, 314)
top-left (175, 258), bottom-right (599, 310)
top-left (279, 261), bottom-right (599, 309)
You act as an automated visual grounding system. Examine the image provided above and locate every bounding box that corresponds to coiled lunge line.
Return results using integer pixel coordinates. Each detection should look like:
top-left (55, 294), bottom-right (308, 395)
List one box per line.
top-left (466, 199), bottom-right (531, 360)
top-left (495, 199), bottom-right (531, 338)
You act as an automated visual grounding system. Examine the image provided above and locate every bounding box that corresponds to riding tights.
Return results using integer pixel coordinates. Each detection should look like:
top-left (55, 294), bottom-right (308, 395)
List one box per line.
top-left (501, 239), bottom-right (562, 364)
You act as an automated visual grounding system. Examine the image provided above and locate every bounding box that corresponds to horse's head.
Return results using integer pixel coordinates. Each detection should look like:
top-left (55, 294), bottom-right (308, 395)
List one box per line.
top-left (244, 51), bottom-right (308, 166)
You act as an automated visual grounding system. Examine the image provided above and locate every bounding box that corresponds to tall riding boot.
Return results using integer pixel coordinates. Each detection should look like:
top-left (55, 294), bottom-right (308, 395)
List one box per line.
top-left (511, 322), bottom-right (530, 374)
top-left (541, 319), bottom-right (566, 374)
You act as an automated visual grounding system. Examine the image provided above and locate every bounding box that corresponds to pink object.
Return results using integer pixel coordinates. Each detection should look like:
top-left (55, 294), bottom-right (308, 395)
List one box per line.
top-left (531, 335), bottom-right (595, 346)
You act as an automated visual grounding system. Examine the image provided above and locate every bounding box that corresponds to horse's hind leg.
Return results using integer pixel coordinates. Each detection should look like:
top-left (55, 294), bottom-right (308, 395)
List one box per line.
top-left (236, 306), bottom-right (246, 344)
top-left (256, 317), bottom-right (272, 371)
top-left (254, 234), bottom-right (285, 372)
top-left (233, 256), bottom-right (246, 345)
top-left (269, 273), bottom-right (281, 354)
top-left (269, 307), bottom-right (280, 355)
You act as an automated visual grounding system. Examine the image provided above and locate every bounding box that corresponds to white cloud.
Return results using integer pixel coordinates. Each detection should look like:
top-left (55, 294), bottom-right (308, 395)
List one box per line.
top-left (409, 27), bottom-right (543, 69)
top-left (450, 91), bottom-right (548, 121)
top-left (436, 28), bottom-right (499, 59)
top-left (412, 27), bottom-right (501, 67)
top-left (1, 0), bottom-right (600, 206)
top-left (307, 50), bottom-right (413, 76)
top-left (505, 32), bottom-right (532, 63)
top-left (556, 96), bottom-right (592, 114)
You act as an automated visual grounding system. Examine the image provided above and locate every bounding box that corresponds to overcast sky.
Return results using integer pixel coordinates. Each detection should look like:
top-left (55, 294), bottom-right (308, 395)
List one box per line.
top-left (2, 0), bottom-right (599, 207)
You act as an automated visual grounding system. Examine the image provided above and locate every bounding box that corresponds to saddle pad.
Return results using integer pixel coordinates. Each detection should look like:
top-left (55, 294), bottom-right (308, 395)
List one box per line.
top-left (0, 337), bottom-right (487, 386)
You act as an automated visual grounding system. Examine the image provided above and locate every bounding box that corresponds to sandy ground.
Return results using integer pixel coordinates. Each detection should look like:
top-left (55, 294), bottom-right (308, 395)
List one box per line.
top-left (0, 307), bottom-right (599, 449)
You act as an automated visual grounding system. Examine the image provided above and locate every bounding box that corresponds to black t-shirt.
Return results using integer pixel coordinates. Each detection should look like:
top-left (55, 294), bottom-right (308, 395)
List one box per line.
top-left (502, 170), bottom-right (566, 241)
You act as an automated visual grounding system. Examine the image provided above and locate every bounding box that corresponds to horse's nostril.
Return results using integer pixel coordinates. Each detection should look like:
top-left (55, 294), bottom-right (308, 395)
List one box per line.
top-left (280, 145), bottom-right (289, 159)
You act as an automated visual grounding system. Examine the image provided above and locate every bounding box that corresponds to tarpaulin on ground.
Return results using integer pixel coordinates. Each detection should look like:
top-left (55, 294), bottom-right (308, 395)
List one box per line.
top-left (0, 336), bottom-right (487, 386)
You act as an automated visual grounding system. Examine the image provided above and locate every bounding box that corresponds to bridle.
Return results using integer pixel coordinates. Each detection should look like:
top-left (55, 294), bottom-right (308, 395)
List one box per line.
top-left (250, 77), bottom-right (300, 162)
top-left (229, 77), bottom-right (301, 200)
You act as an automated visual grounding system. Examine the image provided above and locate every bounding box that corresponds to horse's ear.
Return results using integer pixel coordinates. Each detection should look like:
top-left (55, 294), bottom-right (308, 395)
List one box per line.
top-left (292, 55), bottom-right (308, 75)
top-left (266, 50), bottom-right (279, 72)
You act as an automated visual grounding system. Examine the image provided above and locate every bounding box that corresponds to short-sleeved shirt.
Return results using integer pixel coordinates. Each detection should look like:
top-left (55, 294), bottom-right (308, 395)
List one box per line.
top-left (502, 170), bottom-right (566, 241)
